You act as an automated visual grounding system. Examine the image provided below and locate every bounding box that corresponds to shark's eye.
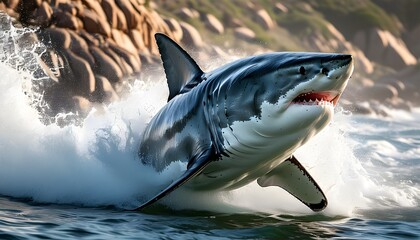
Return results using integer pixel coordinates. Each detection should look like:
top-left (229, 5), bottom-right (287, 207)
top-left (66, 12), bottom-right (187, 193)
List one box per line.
top-left (321, 68), bottom-right (329, 75)
top-left (299, 66), bottom-right (305, 75)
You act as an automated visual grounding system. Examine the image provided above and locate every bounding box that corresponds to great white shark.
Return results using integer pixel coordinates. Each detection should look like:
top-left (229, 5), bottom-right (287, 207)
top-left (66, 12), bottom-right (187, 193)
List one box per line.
top-left (137, 33), bottom-right (353, 211)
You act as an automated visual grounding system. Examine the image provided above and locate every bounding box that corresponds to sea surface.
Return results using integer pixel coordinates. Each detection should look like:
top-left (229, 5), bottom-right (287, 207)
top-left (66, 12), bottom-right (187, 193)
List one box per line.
top-left (0, 13), bottom-right (419, 239)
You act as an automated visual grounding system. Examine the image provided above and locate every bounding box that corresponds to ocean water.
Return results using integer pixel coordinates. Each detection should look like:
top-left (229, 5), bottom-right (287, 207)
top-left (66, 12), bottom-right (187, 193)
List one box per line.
top-left (0, 14), bottom-right (419, 239)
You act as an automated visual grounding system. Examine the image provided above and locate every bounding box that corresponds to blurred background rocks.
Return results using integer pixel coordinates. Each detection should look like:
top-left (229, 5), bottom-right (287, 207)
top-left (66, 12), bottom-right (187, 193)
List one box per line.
top-left (1, 0), bottom-right (420, 120)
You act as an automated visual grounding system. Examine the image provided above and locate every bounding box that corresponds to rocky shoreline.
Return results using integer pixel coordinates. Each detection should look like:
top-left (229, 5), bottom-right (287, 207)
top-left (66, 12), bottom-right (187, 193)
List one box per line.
top-left (1, 1), bottom-right (420, 121)
top-left (1, 0), bottom-right (214, 120)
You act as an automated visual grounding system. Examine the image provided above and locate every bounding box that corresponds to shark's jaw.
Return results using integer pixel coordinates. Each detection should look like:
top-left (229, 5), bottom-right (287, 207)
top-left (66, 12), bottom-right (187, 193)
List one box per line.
top-left (292, 91), bottom-right (340, 107)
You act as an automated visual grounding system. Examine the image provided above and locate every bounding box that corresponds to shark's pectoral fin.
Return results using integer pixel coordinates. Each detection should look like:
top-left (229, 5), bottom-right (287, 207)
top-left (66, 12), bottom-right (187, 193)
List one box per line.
top-left (135, 147), bottom-right (214, 211)
top-left (257, 156), bottom-right (327, 211)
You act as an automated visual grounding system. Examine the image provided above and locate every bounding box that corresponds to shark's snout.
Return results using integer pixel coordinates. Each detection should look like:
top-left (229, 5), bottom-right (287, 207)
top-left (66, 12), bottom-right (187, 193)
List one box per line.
top-left (326, 54), bottom-right (354, 81)
top-left (335, 54), bottom-right (353, 65)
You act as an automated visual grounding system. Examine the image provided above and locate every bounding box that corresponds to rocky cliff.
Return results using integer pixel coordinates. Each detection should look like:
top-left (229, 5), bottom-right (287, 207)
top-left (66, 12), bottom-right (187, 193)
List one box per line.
top-left (153, 0), bottom-right (420, 115)
top-left (2, 0), bottom-right (177, 119)
top-left (1, 0), bottom-right (420, 120)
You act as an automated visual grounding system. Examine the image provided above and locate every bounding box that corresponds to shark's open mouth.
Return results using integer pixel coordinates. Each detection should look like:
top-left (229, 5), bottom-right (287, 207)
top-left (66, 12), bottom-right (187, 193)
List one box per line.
top-left (292, 92), bottom-right (340, 106)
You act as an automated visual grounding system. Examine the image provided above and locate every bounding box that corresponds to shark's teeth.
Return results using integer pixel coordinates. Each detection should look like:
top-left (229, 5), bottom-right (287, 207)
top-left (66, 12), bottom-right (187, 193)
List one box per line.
top-left (292, 92), bottom-right (339, 106)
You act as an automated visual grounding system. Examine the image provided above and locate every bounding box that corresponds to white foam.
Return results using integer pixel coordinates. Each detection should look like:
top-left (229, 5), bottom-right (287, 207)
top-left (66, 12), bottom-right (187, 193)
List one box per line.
top-left (0, 61), bottom-right (171, 209)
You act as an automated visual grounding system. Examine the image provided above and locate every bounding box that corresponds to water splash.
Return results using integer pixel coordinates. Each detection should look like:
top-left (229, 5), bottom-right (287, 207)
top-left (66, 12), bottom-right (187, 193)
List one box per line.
top-left (0, 14), bottom-right (418, 217)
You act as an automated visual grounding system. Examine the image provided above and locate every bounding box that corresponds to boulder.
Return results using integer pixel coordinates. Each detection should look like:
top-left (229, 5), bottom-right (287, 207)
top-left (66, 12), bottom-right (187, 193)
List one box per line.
top-left (32, 1), bottom-right (52, 27)
top-left (82, 0), bottom-right (107, 23)
top-left (115, 4), bottom-right (128, 31)
top-left (101, 0), bottom-right (118, 29)
top-left (68, 30), bottom-right (95, 66)
top-left (143, 14), bottom-right (162, 55)
top-left (54, 10), bottom-right (80, 30)
top-left (274, 3), bottom-right (288, 13)
top-left (150, 10), bottom-right (171, 33)
top-left (234, 27), bottom-right (256, 42)
top-left (72, 1), bottom-right (85, 16)
top-left (92, 75), bottom-right (119, 103)
top-left (100, 0), bottom-right (128, 31)
top-left (115, 0), bottom-right (140, 29)
top-left (129, 29), bottom-right (146, 50)
top-left (79, 29), bottom-right (100, 46)
top-left (90, 46), bottom-right (123, 83)
top-left (255, 9), bottom-right (274, 30)
top-left (101, 47), bottom-right (133, 76)
top-left (62, 49), bottom-right (96, 96)
top-left (177, 7), bottom-right (199, 20)
top-left (111, 29), bottom-right (138, 53)
top-left (224, 14), bottom-right (243, 28)
top-left (139, 51), bottom-right (160, 66)
top-left (164, 17), bottom-right (183, 42)
top-left (39, 28), bottom-right (71, 50)
top-left (203, 14), bottom-right (224, 34)
top-left (81, 9), bottom-right (111, 37)
top-left (180, 22), bottom-right (204, 48)
top-left (108, 41), bottom-right (141, 73)
top-left (57, 2), bottom-right (77, 16)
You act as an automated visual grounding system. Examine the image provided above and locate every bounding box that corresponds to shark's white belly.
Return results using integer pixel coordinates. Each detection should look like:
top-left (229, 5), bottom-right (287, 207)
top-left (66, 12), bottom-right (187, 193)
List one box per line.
top-left (188, 103), bottom-right (331, 190)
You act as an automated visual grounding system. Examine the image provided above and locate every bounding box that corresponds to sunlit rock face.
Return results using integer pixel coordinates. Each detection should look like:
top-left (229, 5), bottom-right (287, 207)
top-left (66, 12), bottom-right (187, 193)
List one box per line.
top-left (1, 0), bottom-right (200, 118)
top-left (353, 28), bottom-right (417, 70)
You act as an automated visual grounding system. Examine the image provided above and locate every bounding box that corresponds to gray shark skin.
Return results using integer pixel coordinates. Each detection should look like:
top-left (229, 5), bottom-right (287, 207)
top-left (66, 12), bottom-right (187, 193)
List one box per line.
top-left (137, 33), bottom-right (353, 211)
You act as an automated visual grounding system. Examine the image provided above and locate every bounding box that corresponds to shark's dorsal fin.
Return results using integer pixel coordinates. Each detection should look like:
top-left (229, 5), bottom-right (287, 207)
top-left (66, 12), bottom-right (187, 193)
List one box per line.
top-left (155, 33), bottom-right (204, 101)
top-left (257, 155), bottom-right (328, 212)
